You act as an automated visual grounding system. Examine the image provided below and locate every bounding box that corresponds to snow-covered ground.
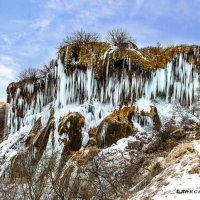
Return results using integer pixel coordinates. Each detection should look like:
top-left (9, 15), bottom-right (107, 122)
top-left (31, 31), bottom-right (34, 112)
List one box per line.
top-left (129, 141), bottom-right (200, 200)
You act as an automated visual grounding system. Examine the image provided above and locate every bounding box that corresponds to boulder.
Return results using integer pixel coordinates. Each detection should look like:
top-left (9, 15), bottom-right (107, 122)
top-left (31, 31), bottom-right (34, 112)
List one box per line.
top-left (196, 121), bottom-right (200, 127)
top-left (127, 140), bottom-right (142, 150)
top-left (141, 106), bottom-right (161, 131)
top-left (142, 138), bottom-right (160, 153)
top-left (0, 102), bottom-right (8, 141)
top-left (95, 107), bottom-right (138, 148)
top-left (25, 117), bottom-right (42, 146)
top-left (58, 112), bottom-right (85, 151)
top-left (164, 143), bottom-right (194, 166)
top-left (170, 128), bottom-right (186, 140)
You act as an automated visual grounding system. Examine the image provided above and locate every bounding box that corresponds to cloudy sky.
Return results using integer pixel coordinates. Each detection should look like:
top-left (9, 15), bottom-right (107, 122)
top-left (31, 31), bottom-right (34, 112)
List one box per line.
top-left (0, 0), bottom-right (200, 101)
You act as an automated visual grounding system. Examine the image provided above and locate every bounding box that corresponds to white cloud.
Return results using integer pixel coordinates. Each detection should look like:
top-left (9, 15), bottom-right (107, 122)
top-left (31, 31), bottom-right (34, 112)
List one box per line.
top-left (138, 0), bottom-right (200, 22)
top-left (0, 55), bottom-right (20, 68)
top-left (0, 64), bottom-right (14, 80)
top-left (0, 64), bottom-right (15, 101)
top-left (41, 0), bottom-right (127, 22)
top-left (0, 54), bottom-right (21, 101)
top-left (0, 34), bottom-right (12, 46)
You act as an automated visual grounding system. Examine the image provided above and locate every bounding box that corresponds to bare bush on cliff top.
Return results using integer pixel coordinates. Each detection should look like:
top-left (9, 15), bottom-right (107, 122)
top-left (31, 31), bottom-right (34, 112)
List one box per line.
top-left (107, 28), bottom-right (137, 50)
top-left (18, 67), bottom-right (40, 82)
top-left (64, 30), bottom-right (100, 46)
top-left (40, 59), bottom-right (57, 77)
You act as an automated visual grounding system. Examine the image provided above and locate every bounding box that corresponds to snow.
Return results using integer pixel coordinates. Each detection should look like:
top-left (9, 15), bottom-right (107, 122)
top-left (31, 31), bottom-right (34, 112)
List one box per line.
top-left (95, 136), bottom-right (137, 172)
top-left (132, 120), bottom-right (144, 132)
top-left (128, 141), bottom-right (200, 200)
top-left (135, 98), bottom-right (152, 112)
top-left (0, 125), bottom-right (32, 176)
top-left (152, 157), bottom-right (200, 200)
top-left (128, 47), bottom-right (149, 61)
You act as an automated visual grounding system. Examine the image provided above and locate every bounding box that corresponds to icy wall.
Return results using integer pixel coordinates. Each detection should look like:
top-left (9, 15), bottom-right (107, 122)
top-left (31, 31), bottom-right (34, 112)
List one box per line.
top-left (7, 66), bottom-right (57, 134)
top-left (7, 46), bottom-right (200, 135)
top-left (57, 53), bottom-right (199, 108)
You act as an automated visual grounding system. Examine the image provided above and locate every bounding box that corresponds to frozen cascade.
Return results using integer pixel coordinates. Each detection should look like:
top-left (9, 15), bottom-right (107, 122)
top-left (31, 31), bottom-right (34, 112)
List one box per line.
top-left (55, 53), bottom-right (199, 109)
top-left (7, 53), bottom-right (200, 142)
top-left (7, 65), bottom-right (57, 134)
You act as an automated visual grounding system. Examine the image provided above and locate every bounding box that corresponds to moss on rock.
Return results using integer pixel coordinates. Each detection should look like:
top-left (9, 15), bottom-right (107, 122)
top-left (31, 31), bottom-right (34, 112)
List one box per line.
top-left (58, 112), bottom-right (85, 151)
top-left (59, 42), bottom-right (200, 83)
top-left (91, 106), bottom-right (137, 148)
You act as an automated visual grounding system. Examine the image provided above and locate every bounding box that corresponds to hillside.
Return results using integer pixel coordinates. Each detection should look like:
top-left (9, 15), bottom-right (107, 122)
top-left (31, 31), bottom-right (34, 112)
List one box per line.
top-left (0, 102), bottom-right (8, 142)
top-left (1, 42), bottom-right (200, 200)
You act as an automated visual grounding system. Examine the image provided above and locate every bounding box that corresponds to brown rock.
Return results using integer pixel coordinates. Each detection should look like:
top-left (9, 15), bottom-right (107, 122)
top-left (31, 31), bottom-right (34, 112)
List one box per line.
top-left (197, 121), bottom-right (200, 127)
top-left (10, 150), bottom-right (35, 183)
top-left (170, 128), bottom-right (186, 140)
top-left (158, 139), bottom-right (177, 152)
top-left (188, 166), bottom-right (200, 174)
top-left (141, 106), bottom-right (161, 131)
top-left (127, 140), bottom-right (142, 150)
top-left (195, 131), bottom-right (200, 140)
top-left (142, 139), bottom-right (159, 153)
top-left (58, 112), bottom-right (85, 151)
top-left (25, 117), bottom-right (42, 146)
top-left (164, 143), bottom-right (194, 166)
top-left (183, 125), bottom-right (193, 131)
top-left (0, 102), bottom-right (7, 141)
top-left (88, 137), bottom-right (97, 146)
top-left (95, 107), bottom-right (138, 148)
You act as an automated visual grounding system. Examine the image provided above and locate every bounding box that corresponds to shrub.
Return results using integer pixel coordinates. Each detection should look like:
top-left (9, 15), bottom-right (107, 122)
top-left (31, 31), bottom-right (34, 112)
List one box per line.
top-left (165, 41), bottom-right (175, 49)
top-left (156, 42), bottom-right (162, 49)
top-left (18, 67), bottom-right (40, 82)
top-left (40, 59), bottom-right (56, 77)
top-left (107, 29), bottom-right (136, 50)
top-left (64, 30), bottom-right (100, 47)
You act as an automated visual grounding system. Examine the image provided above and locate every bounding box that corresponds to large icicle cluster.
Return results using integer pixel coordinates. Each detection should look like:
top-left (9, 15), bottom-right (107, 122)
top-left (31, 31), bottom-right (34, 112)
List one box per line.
top-left (7, 46), bottom-right (200, 138)
top-left (56, 50), bottom-right (199, 109)
top-left (7, 67), bottom-right (57, 134)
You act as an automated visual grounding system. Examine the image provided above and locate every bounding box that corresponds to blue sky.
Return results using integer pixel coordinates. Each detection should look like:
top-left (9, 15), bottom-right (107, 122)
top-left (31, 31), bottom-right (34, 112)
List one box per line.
top-left (0, 0), bottom-right (200, 101)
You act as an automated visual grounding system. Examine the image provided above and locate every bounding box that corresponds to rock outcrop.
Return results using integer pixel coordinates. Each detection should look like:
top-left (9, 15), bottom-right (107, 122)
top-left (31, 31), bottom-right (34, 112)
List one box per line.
top-left (0, 102), bottom-right (8, 142)
top-left (58, 112), bottom-right (85, 151)
top-left (93, 106), bottom-right (137, 148)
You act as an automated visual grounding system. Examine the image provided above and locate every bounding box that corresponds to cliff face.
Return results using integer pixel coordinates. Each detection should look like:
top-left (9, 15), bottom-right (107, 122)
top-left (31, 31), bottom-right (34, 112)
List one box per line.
top-left (0, 102), bottom-right (8, 142)
top-left (6, 43), bottom-right (200, 134)
top-left (1, 43), bottom-right (200, 199)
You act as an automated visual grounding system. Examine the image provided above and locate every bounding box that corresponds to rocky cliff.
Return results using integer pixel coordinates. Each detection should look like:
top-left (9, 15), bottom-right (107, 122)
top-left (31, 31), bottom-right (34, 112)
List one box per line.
top-left (1, 42), bottom-right (200, 200)
top-left (0, 102), bottom-right (8, 142)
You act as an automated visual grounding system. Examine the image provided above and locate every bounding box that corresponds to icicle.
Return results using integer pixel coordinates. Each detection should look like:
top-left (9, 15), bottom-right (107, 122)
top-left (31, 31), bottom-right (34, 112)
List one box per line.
top-left (8, 48), bottom-right (200, 136)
